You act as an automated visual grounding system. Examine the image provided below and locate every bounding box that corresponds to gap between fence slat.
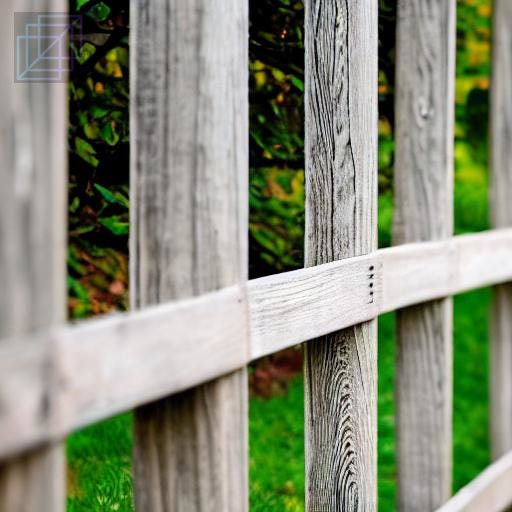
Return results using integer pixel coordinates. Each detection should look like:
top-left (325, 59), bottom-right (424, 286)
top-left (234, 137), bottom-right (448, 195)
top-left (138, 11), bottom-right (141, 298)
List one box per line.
top-left (130, 0), bottom-right (249, 510)
top-left (0, 1), bottom-right (68, 510)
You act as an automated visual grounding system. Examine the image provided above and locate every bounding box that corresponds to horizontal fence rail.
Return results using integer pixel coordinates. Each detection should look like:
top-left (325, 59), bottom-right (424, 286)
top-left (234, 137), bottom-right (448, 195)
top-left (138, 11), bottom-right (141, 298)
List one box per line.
top-left (435, 451), bottom-right (512, 512)
top-left (1, 228), bottom-right (512, 460)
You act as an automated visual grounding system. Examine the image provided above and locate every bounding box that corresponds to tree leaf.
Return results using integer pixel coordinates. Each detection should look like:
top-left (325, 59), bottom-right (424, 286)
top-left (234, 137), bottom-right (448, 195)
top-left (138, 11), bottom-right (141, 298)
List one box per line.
top-left (90, 106), bottom-right (109, 119)
top-left (75, 42), bottom-right (96, 65)
top-left (99, 216), bottom-right (129, 236)
top-left (76, 0), bottom-right (91, 10)
top-left (101, 123), bottom-right (120, 146)
top-left (95, 184), bottom-right (129, 208)
top-left (75, 137), bottom-right (99, 167)
top-left (86, 2), bottom-right (111, 21)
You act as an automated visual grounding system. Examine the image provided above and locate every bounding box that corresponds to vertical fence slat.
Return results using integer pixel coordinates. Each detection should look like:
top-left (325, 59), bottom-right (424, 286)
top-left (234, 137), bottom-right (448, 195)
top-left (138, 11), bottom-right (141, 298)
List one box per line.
top-left (130, 1), bottom-right (249, 510)
top-left (304, 1), bottom-right (378, 510)
top-left (394, 0), bottom-right (456, 509)
top-left (0, 1), bottom-right (68, 510)
top-left (490, 0), bottom-right (512, 461)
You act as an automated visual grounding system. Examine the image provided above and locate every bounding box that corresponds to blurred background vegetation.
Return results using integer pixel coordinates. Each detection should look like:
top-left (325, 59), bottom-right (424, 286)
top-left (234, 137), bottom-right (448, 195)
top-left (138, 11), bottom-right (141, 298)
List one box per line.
top-left (68, 0), bottom-right (129, 319)
top-left (67, 0), bottom-right (493, 510)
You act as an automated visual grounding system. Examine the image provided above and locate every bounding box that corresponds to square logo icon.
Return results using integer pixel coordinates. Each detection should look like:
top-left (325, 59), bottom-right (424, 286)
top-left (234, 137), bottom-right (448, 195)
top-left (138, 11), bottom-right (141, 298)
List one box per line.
top-left (15, 12), bottom-right (82, 83)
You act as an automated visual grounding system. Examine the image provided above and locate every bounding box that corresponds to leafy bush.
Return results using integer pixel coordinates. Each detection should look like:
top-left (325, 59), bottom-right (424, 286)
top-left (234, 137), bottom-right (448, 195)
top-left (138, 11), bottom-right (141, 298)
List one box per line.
top-left (68, 0), bottom-right (492, 306)
top-left (68, 0), bottom-right (129, 318)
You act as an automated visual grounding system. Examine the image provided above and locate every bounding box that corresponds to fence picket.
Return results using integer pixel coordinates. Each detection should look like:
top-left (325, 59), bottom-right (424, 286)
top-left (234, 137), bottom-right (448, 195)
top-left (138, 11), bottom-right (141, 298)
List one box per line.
top-left (394, 0), bottom-right (456, 509)
top-left (0, 1), bottom-right (68, 510)
top-left (130, 0), bottom-right (249, 510)
top-left (490, 0), bottom-right (512, 461)
top-left (436, 451), bottom-right (512, 512)
top-left (304, 0), bottom-right (378, 509)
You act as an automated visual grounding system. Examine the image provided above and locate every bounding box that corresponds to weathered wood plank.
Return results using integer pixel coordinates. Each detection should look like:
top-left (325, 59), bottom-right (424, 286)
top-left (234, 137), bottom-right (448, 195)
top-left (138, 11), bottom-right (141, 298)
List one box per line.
top-left (249, 255), bottom-right (380, 359)
top-left (62, 287), bottom-right (249, 430)
top-left (130, 0), bottom-right (249, 510)
top-left (382, 229), bottom-right (512, 312)
top-left (0, 232), bottom-right (512, 461)
top-left (250, 229), bottom-right (512, 358)
top-left (303, 0), bottom-right (378, 509)
top-left (380, 241), bottom-right (455, 313)
top-left (394, 0), bottom-right (456, 509)
top-left (0, 336), bottom-right (59, 460)
top-left (0, 1), bottom-right (67, 510)
top-left (490, 0), bottom-right (512, 460)
top-left (0, 287), bottom-right (248, 460)
top-left (455, 230), bottom-right (512, 292)
top-left (435, 451), bottom-right (512, 512)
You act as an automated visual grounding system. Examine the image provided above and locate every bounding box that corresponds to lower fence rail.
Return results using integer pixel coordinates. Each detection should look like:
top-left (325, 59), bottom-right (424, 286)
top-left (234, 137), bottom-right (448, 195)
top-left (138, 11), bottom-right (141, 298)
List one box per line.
top-left (436, 451), bottom-right (512, 512)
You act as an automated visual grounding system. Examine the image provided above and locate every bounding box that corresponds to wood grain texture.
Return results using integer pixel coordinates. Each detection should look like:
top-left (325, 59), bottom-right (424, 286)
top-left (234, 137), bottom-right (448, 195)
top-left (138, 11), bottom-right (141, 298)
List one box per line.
top-left (382, 229), bottom-right (512, 311)
top-left (61, 287), bottom-right (249, 431)
top-left (394, 0), bottom-right (456, 509)
top-left (490, 0), bottom-right (512, 461)
top-left (380, 241), bottom-right (455, 312)
top-left (0, 336), bottom-right (60, 460)
top-left (0, 1), bottom-right (67, 510)
top-left (304, 0), bottom-right (378, 510)
top-left (249, 255), bottom-right (380, 359)
top-left (435, 450), bottom-right (512, 512)
top-left (130, 0), bottom-right (249, 510)
top-left (1, 231), bottom-right (512, 460)
top-left (0, 287), bottom-right (248, 460)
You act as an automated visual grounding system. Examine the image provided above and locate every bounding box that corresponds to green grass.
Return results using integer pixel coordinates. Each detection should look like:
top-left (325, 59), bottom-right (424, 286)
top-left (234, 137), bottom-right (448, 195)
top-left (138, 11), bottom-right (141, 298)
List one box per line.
top-left (67, 414), bottom-right (133, 511)
top-left (250, 379), bottom-right (305, 512)
top-left (376, 289), bottom-right (491, 511)
top-left (67, 289), bottom-right (491, 511)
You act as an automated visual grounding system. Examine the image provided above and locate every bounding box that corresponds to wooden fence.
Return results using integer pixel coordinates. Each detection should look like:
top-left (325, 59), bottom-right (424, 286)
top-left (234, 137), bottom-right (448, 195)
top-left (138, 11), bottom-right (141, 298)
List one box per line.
top-left (0, 0), bottom-right (511, 510)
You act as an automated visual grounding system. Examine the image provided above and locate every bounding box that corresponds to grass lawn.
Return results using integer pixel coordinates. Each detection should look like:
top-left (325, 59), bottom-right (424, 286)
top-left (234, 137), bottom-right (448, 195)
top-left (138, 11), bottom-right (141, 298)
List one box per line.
top-left (67, 288), bottom-right (491, 511)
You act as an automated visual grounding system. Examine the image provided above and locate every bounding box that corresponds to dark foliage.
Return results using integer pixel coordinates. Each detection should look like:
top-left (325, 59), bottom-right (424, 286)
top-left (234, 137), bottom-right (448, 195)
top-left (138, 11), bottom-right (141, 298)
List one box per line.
top-left (68, 0), bottom-right (129, 318)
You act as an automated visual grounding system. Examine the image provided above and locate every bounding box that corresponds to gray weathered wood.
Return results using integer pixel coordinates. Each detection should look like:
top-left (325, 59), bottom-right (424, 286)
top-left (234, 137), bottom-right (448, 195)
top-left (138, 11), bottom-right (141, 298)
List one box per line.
top-left (250, 229), bottom-right (512, 357)
top-left (249, 254), bottom-right (381, 359)
top-left (0, 286), bottom-right (249, 461)
top-left (304, 0), bottom-right (378, 509)
top-left (0, 231), bottom-right (512, 460)
top-left (62, 286), bottom-right (249, 430)
top-left (394, 0), bottom-right (456, 509)
top-left (453, 230), bottom-right (512, 293)
top-left (490, 0), bottom-right (512, 461)
top-left (382, 229), bottom-right (512, 311)
top-left (130, 0), bottom-right (249, 510)
top-left (0, 1), bottom-right (67, 510)
top-left (435, 450), bottom-right (512, 512)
